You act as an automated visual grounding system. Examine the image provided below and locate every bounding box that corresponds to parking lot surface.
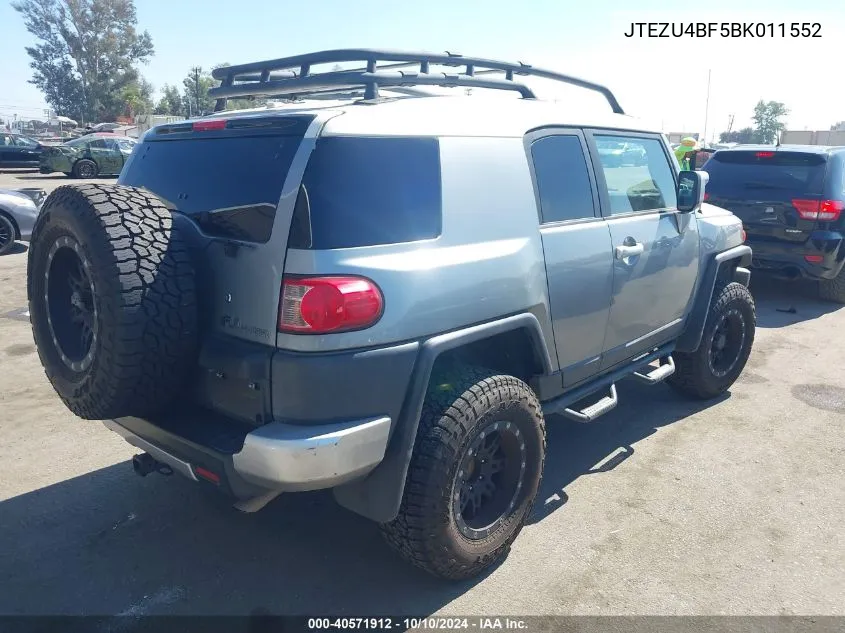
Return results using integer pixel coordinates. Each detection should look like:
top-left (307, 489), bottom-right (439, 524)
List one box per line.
top-left (0, 170), bottom-right (843, 617)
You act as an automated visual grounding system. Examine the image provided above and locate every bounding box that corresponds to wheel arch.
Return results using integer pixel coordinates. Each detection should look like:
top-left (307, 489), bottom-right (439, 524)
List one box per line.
top-left (333, 312), bottom-right (554, 523)
top-left (675, 245), bottom-right (752, 353)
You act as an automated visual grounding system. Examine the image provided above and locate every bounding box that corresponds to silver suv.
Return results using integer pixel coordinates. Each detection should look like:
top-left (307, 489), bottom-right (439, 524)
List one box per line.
top-left (26, 49), bottom-right (756, 580)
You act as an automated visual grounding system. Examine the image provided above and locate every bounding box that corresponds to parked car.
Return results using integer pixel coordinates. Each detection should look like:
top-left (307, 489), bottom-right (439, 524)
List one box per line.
top-left (702, 145), bottom-right (845, 302)
top-left (83, 122), bottom-right (124, 134)
top-left (39, 134), bottom-right (137, 178)
top-left (0, 188), bottom-right (42, 255)
top-left (0, 132), bottom-right (45, 168)
top-left (25, 49), bottom-right (755, 580)
top-left (596, 139), bottom-right (647, 166)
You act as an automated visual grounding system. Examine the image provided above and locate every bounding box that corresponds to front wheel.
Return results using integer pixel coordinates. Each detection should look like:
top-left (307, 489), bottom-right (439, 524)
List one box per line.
top-left (72, 159), bottom-right (98, 179)
top-left (381, 367), bottom-right (546, 580)
top-left (668, 281), bottom-right (756, 399)
top-left (0, 214), bottom-right (16, 255)
top-left (819, 267), bottom-right (845, 304)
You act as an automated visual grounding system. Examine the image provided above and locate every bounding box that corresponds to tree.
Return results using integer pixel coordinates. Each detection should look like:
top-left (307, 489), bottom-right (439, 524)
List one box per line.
top-left (752, 100), bottom-right (789, 144)
top-left (831, 121), bottom-right (845, 131)
top-left (719, 127), bottom-right (758, 144)
top-left (182, 66), bottom-right (215, 116)
top-left (13, 0), bottom-right (154, 124)
top-left (118, 76), bottom-right (153, 118)
top-left (154, 84), bottom-right (184, 116)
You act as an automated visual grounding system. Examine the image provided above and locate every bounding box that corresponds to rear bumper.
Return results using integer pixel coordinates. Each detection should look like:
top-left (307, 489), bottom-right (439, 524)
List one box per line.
top-left (104, 338), bottom-right (418, 499)
top-left (104, 414), bottom-right (392, 497)
top-left (749, 231), bottom-right (844, 280)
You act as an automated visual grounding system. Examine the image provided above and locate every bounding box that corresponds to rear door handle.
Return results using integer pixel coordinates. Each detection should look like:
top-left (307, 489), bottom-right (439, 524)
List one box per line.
top-left (615, 242), bottom-right (644, 259)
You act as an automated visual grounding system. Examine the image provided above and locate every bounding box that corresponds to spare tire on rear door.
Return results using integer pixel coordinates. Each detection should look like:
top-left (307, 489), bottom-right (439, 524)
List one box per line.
top-left (27, 184), bottom-right (198, 420)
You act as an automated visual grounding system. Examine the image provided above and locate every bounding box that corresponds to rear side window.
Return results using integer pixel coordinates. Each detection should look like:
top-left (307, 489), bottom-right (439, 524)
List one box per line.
top-left (703, 151), bottom-right (827, 198)
top-left (289, 137), bottom-right (442, 250)
top-left (530, 135), bottom-right (596, 223)
top-left (120, 127), bottom-right (307, 243)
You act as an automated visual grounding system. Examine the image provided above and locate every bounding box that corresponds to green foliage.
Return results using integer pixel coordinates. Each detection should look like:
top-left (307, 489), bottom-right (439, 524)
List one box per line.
top-left (154, 84), bottom-right (185, 116)
top-left (12, 0), bottom-right (154, 123)
top-left (752, 100), bottom-right (789, 144)
top-left (719, 127), bottom-right (758, 144)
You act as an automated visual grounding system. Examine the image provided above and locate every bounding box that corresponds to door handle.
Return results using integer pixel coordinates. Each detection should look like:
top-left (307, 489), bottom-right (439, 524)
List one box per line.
top-left (615, 242), bottom-right (644, 259)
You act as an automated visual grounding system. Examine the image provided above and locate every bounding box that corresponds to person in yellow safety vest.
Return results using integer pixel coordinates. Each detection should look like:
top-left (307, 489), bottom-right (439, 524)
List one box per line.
top-left (674, 137), bottom-right (697, 171)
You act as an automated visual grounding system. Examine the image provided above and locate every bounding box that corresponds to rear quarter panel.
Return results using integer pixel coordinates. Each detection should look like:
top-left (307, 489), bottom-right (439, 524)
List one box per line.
top-left (277, 135), bottom-right (555, 361)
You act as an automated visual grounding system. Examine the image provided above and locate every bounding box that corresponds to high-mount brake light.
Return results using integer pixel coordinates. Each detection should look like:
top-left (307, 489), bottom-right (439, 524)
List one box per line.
top-left (756, 151), bottom-right (775, 158)
top-left (192, 119), bottom-right (227, 131)
top-left (279, 276), bottom-right (384, 334)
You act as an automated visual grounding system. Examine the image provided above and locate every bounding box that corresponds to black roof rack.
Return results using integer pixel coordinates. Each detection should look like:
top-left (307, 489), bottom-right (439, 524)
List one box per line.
top-left (209, 49), bottom-right (625, 114)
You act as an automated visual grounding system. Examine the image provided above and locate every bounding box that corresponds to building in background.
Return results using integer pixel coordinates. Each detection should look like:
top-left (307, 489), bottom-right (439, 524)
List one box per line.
top-left (780, 130), bottom-right (845, 146)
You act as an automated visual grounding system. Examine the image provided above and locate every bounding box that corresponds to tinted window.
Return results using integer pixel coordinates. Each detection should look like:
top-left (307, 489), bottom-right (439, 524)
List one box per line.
top-left (291, 137), bottom-right (442, 250)
top-left (117, 139), bottom-right (136, 151)
top-left (530, 135), bottom-right (595, 223)
top-left (703, 151), bottom-right (827, 199)
top-left (595, 135), bottom-right (677, 214)
top-left (0, 134), bottom-right (11, 146)
top-left (89, 139), bottom-right (107, 149)
top-left (120, 131), bottom-right (305, 243)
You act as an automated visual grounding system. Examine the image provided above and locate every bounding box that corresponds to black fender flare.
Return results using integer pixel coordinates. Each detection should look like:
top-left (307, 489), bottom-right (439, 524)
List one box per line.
top-left (333, 312), bottom-right (554, 523)
top-left (675, 244), bottom-right (752, 353)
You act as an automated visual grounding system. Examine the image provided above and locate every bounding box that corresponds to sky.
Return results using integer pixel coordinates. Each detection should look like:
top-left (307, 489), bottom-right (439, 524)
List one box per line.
top-left (1, 0), bottom-right (843, 139)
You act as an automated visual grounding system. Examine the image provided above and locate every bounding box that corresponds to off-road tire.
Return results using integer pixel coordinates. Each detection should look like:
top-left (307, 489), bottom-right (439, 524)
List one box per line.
top-left (381, 365), bottom-right (546, 580)
top-left (818, 267), bottom-right (845, 304)
top-left (73, 159), bottom-right (97, 179)
top-left (0, 213), bottom-right (16, 255)
top-left (27, 184), bottom-right (197, 419)
top-left (668, 281), bottom-right (756, 399)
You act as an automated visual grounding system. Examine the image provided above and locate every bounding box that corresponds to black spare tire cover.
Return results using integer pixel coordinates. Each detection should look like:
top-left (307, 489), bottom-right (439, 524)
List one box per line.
top-left (27, 184), bottom-right (198, 419)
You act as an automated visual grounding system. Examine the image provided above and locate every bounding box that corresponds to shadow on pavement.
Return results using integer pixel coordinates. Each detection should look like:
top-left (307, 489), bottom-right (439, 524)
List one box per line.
top-left (749, 275), bottom-right (842, 329)
top-left (2, 242), bottom-right (28, 256)
top-left (0, 378), bottom-right (729, 617)
top-left (533, 379), bottom-right (728, 522)
top-left (0, 456), bottom-right (484, 617)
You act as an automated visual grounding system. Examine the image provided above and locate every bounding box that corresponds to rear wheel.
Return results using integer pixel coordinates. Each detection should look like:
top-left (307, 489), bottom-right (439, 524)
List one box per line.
top-left (669, 281), bottom-right (756, 399)
top-left (0, 213), bottom-right (16, 255)
top-left (381, 366), bottom-right (546, 580)
top-left (72, 159), bottom-right (97, 179)
top-left (819, 267), bottom-right (845, 304)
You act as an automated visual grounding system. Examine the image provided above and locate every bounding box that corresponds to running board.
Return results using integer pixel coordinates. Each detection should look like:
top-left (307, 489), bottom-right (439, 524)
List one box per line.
top-left (560, 384), bottom-right (618, 423)
top-left (630, 356), bottom-right (675, 385)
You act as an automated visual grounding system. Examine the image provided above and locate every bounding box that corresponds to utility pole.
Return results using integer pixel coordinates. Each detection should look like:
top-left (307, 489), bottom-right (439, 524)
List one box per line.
top-left (191, 66), bottom-right (203, 116)
top-left (703, 69), bottom-right (711, 147)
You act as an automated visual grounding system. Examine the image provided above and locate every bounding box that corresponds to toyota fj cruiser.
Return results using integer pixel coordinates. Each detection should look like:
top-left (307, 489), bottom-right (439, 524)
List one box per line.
top-left (26, 49), bottom-right (756, 580)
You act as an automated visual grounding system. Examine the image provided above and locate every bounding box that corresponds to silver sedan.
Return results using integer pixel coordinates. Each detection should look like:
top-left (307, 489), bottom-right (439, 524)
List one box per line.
top-left (0, 188), bottom-right (44, 255)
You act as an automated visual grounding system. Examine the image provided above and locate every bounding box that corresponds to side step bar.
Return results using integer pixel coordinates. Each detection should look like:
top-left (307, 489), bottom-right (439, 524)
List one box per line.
top-left (561, 384), bottom-right (618, 423)
top-left (631, 356), bottom-right (675, 385)
top-left (542, 348), bottom-right (676, 424)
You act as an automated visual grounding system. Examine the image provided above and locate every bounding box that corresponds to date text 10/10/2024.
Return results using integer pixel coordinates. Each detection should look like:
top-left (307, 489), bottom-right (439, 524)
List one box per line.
top-left (308, 617), bottom-right (529, 630)
top-left (624, 22), bottom-right (822, 38)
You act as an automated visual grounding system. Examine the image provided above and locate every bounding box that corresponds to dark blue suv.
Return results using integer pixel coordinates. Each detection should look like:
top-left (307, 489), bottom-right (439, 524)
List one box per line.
top-left (702, 145), bottom-right (845, 302)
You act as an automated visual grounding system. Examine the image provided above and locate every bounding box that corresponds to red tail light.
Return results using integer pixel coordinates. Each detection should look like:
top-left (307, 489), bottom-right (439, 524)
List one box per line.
top-left (703, 192), bottom-right (710, 201)
top-left (792, 199), bottom-right (844, 221)
top-left (740, 229), bottom-right (747, 242)
top-left (756, 151), bottom-right (775, 158)
top-left (279, 276), bottom-right (384, 334)
top-left (804, 255), bottom-right (824, 264)
top-left (192, 119), bottom-right (227, 131)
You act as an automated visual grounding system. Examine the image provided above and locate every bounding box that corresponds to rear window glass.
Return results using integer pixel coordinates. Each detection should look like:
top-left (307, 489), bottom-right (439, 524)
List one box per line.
top-left (120, 130), bottom-right (305, 243)
top-left (289, 137), bottom-right (442, 250)
top-left (703, 151), bottom-right (827, 197)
